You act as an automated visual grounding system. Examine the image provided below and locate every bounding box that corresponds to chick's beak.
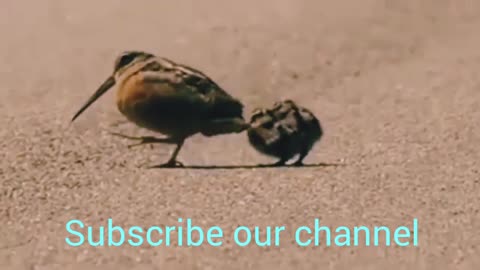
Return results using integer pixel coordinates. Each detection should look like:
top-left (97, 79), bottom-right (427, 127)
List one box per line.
top-left (71, 76), bottom-right (115, 122)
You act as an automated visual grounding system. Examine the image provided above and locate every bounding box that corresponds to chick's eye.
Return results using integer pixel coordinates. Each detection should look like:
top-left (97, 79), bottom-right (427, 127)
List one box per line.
top-left (250, 114), bottom-right (262, 122)
top-left (261, 121), bottom-right (274, 129)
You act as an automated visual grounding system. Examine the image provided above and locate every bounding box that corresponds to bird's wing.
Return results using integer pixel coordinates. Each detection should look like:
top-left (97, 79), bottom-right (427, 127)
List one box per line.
top-left (161, 58), bottom-right (245, 119)
top-left (134, 57), bottom-right (244, 119)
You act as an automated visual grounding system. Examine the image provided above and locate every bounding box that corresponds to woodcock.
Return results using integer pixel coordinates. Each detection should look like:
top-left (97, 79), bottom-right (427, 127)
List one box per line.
top-left (72, 51), bottom-right (249, 167)
top-left (247, 100), bottom-right (323, 166)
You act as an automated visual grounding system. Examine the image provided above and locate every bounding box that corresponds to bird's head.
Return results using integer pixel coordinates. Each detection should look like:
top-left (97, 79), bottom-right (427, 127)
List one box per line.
top-left (113, 51), bottom-right (154, 75)
top-left (248, 108), bottom-right (282, 147)
top-left (71, 51), bottom-right (154, 122)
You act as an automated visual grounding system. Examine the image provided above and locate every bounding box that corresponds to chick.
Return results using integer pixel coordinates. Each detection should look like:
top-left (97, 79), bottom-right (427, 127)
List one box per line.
top-left (247, 100), bottom-right (323, 166)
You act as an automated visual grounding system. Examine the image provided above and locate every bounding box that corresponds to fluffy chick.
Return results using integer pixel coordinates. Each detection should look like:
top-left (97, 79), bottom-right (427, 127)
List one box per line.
top-left (247, 100), bottom-right (323, 166)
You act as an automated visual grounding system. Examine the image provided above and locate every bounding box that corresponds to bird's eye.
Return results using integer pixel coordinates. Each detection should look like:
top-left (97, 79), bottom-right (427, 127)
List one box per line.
top-left (250, 114), bottom-right (260, 122)
top-left (115, 53), bottom-right (137, 71)
top-left (261, 121), bottom-right (274, 129)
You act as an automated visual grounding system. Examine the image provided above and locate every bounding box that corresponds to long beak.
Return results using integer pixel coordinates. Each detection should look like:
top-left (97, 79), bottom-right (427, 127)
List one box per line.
top-left (71, 76), bottom-right (115, 122)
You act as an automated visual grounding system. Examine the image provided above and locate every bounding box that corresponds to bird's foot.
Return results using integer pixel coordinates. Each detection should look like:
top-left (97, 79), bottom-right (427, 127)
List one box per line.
top-left (258, 160), bottom-right (287, 167)
top-left (293, 153), bottom-right (307, 167)
top-left (126, 136), bottom-right (174, 148)
top-left (273, 160), bottom-right (287, 167)
top-left (107, 131), bottom-right (176, 148)
top-left (293, 160), bottom-right (304, 167)
top-left (149, 160), bottom-right (184, 168)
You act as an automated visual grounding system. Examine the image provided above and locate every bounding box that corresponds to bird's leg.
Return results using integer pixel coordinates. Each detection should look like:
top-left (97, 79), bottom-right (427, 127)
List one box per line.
top-left (150, 139), bottom-right (185, 168)
top-left (273, 158), bottom-right (288, 166)
top-left (108, 131), bottom-right (177, 148)
top-left (258, 157), bottom-right (288, 167)
top-left (293, 147), bottom-right (310, 166)
top-left (201, 118), bottom-right (250, 136)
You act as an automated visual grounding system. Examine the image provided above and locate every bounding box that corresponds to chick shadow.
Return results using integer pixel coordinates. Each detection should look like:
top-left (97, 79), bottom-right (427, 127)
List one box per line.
top-left (148, 162), bottom-right (346, 170)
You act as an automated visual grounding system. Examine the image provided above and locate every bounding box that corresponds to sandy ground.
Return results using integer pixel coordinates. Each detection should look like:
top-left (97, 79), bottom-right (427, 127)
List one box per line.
top-left (1, 0), bottom-right (480, 269)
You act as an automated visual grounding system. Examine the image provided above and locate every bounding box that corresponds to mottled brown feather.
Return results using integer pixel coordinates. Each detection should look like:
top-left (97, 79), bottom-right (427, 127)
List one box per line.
top-left (115, 54), bottom-right (245, 137)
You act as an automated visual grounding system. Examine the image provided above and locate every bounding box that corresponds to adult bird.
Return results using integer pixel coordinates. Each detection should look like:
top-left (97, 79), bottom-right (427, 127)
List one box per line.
top-left (71, 51), bottom-right (249, 167)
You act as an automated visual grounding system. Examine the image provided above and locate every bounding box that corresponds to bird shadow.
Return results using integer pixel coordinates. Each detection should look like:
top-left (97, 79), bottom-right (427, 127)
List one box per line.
top-left (147, 162), bottom-right (346, 170)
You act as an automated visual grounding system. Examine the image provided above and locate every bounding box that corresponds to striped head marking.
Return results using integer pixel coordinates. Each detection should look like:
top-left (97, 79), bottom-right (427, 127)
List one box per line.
top-left (250, 108), bottom-right (269, 122)
top-left (273, 99), bottom-right (297, 109)
top-left (114, 51), bottom-right (155, 75)
top-left (249, 108), bottom-right (275, 129)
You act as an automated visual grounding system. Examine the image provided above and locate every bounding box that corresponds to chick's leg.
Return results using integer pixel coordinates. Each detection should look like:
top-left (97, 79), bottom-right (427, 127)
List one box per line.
top-left (257, 155), bottom-right (289, 167)
top-left (273, 158), bottom-right (288, 166)
top-left (293, 146), bottom-right (312, 166)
